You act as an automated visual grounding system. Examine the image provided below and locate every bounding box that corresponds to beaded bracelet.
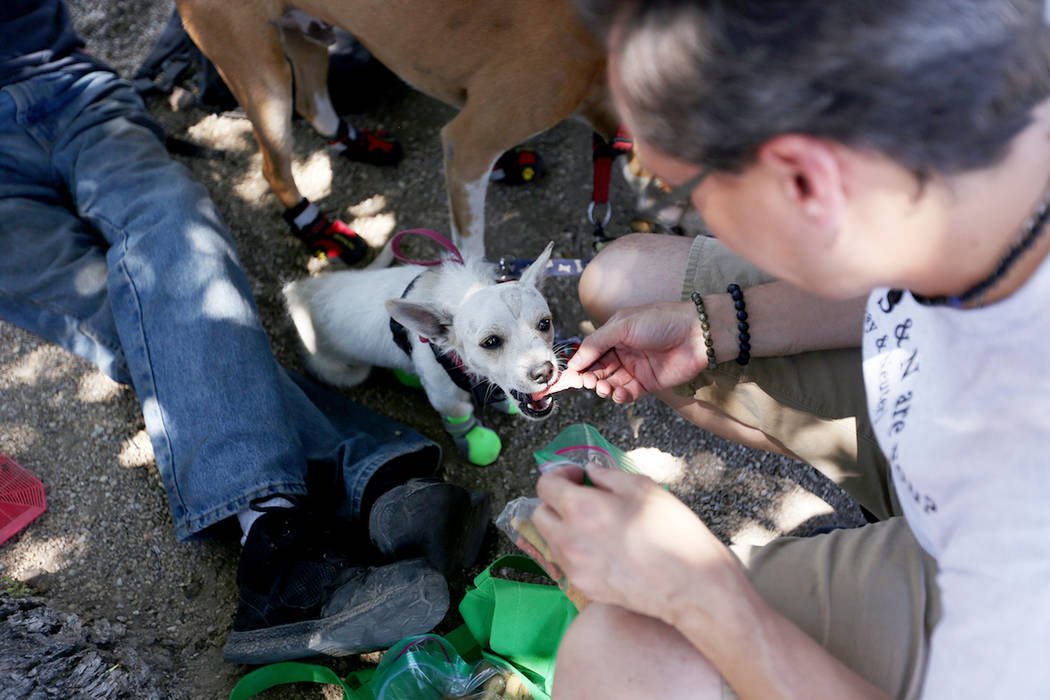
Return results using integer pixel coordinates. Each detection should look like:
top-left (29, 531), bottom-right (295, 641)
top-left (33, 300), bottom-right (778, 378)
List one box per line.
top-left (727, 283), bottom-right (751, 365)
top-left (689, 291), bottom-right (718, 367)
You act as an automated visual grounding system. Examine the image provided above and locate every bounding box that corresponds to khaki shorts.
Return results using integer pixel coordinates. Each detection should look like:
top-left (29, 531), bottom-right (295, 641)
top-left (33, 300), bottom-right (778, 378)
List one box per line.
top-left (679, 236), bottom-right (939, 699)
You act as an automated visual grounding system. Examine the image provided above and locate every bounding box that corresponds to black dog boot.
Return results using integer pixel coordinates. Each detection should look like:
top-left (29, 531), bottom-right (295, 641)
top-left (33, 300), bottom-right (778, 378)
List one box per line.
top-left (368, 478), bottom-right (492, 577)
top-left (224, 505), bottom-right (448, 664)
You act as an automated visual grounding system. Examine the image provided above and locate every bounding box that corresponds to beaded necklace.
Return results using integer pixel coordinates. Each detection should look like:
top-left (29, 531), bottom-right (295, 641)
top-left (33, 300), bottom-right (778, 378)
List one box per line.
top-left (909, 183), bottom-right (1050, 307)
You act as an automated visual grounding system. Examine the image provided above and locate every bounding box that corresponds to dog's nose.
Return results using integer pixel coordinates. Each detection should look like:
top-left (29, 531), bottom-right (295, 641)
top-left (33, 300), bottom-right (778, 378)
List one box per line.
top-left (530, 361), bottom-right (554, 384)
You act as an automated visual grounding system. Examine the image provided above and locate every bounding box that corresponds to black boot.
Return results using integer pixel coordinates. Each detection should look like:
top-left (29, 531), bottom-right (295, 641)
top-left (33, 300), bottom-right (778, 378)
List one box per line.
top-left (368, 478), bottom-right (492, 577)
top-left (224, 505), bottom-right (448, 664)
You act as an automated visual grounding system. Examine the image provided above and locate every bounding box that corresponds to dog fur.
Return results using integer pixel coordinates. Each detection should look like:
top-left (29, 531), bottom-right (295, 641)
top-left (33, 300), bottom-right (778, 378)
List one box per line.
top-left (283, 243), bottom-right (559, 462)
top-left (174, 0), bottom-right (620, 259)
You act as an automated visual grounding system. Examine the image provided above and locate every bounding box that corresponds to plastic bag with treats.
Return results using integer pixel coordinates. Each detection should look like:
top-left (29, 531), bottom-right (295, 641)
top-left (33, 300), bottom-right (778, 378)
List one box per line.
top-left (495, 424), bottom-right (642, 611)
top-left (372, 634), bottom-right (533, 700)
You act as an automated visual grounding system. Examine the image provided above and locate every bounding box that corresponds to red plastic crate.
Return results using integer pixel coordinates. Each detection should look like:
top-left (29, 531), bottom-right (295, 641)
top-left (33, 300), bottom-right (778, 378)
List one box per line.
top-left (0, 455), bottom-right (47, 546)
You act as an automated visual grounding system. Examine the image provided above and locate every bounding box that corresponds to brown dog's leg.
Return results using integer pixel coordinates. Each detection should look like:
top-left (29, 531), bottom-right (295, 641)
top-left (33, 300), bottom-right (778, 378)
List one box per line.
top-left (282, 29), bottom-right (341, 139)
top-left (441, 55), bottom-right (614, 259)
top-left (440, 109), bottom-right (500, 260)
top-left (177, 1), bottom-right (303, 209)
top-left (577, 86), bottom-right (623, 145)
top-left (441, 96), bottom-right (573, 259)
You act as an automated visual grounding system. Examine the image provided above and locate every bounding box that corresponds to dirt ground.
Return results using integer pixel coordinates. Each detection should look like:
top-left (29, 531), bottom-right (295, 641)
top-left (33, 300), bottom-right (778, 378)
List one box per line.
top-left (0, 1), bottom-right (865, 697)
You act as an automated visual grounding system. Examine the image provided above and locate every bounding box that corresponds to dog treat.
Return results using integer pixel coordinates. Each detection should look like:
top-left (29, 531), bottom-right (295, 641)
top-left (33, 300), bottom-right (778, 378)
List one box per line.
top-left (439, 659), bottom-right (534, 700)
top-left (499, 672), bottom-right (533, 700)
top-left (510, 516), bottom-right (563, 580)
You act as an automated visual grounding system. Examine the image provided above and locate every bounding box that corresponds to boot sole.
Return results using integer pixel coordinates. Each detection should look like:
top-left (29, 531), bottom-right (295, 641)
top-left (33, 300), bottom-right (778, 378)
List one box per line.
top-left (222, 560), bottom-right (448, 665)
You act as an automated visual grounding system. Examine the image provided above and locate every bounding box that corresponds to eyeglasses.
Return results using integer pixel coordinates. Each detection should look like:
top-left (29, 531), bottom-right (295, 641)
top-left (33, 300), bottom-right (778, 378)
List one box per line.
top-left (633, 166), bottom-right (713, 229)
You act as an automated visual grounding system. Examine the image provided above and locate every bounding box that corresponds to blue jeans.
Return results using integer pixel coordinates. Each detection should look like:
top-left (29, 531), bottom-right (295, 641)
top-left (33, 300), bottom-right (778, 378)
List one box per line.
top-left (0, 58), bottom-right (440, 540)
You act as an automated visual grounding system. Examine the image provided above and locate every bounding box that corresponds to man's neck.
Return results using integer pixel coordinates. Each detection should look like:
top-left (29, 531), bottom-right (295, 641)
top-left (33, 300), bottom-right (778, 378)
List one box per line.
top-left (917, 101), bottom-right (1050, 307)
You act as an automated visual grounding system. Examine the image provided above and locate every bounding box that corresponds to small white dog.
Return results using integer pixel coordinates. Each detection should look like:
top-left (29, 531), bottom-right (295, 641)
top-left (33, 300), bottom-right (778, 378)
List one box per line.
top-left (283, 241), bottom-right (559, 466)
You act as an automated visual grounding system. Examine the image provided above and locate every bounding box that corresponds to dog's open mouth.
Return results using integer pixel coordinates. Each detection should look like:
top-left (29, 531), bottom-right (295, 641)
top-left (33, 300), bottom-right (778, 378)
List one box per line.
top-left (510, 389), bottom-right (555, 418)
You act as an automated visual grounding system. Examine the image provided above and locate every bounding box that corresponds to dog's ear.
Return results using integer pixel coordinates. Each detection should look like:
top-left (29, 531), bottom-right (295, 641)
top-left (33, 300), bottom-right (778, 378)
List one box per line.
top-left (519, 241), bottom-right (554, 289)
top-left (386, 299), bottom-right (454, 344)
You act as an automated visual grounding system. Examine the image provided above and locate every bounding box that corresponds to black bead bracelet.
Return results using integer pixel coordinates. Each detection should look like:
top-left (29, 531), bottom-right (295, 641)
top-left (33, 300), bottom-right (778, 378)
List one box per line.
top-left (726, 283), bottom-right (750, 365)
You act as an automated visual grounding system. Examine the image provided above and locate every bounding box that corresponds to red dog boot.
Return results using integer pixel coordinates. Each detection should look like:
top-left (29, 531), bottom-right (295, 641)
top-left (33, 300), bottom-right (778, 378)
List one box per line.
top-left (283, 199), bottom-right (370, 265)
top-left (327, 119), bottom-right (403, 166)
top-left (490, 146), bottom-right (546, 184)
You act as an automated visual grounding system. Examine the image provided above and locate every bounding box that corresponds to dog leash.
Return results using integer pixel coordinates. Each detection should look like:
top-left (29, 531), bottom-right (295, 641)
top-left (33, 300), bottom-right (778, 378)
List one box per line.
top-left (390, 228), bottom-right (464, 265)
top-left (590, 126), bottom-right (634, 246)
top-left (495, 257), bottom-right (589, 281)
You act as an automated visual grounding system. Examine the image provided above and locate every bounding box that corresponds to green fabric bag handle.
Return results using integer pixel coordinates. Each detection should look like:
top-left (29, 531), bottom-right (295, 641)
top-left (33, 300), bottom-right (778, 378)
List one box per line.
top-left (228, 661), bottom-right (366, 700)
top-left (225, 629), bottom-right (482, 700)
top-left (459, 554), bottom-right (578, 700)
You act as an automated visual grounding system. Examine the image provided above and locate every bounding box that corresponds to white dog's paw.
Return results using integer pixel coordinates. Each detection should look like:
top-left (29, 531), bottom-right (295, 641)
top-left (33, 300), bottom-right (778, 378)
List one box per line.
top-left (443, 414), bottom-right (502, 466)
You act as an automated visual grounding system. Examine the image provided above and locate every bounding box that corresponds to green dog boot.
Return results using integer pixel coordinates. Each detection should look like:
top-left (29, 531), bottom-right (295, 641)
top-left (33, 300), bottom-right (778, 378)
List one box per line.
top-left (443, 414), bottom-right (502, 466)
top-left (491, 395), bottom-right (520, 416)
top-left (392, 368), bottom-right (423, 388)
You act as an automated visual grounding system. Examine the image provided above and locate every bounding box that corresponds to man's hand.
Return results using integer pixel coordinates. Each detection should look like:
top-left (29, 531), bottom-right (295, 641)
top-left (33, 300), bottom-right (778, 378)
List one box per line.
top-left (531, 463), bottom-right (739, 627)
top-left (543, 301), bottom-right (710, 403)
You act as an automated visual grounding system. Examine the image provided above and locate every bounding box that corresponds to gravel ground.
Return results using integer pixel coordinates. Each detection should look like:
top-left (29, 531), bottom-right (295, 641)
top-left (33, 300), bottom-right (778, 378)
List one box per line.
top-left (0, 1), bottom-right (866, 697)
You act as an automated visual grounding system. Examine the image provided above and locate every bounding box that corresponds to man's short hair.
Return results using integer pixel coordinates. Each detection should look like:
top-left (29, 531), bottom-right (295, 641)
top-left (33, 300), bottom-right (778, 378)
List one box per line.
top-left (582, 0), bottom-right (1050, 179)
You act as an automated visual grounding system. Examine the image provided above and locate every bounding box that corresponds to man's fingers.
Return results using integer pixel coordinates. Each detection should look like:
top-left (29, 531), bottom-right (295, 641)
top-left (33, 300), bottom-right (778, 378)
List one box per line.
top-left (530, 502), bottom-right (561, 535)
top-left (536, 465), bottom-right (583, 507)
top-left (591, 367), bottom-right (647, 403)
top-left (567, 322), bottom-right (625, 372)
top-left (538, 462), bottom-right (586, 482)
top-left (566, 340), bottom-right (604, 373)
top-left (585, 462), bottom-right (652, 494)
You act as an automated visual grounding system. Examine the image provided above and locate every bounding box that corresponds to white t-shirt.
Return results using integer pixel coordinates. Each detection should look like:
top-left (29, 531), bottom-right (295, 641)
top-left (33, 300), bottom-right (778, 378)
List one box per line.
top-left (861, 254), bottom-right (1050, 698)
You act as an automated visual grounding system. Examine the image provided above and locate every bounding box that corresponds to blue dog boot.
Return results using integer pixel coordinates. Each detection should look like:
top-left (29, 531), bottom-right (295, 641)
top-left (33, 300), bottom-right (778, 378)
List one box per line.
top-left (443, 414), bottom-right (502, 466)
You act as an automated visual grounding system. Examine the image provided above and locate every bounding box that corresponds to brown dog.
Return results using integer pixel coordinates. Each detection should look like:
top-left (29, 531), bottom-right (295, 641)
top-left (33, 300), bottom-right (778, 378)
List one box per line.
top-left (174, 0), bottom-right (620, 260)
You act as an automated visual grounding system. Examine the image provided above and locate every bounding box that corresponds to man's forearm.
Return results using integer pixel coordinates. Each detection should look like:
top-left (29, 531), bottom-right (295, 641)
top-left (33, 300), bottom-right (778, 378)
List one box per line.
top-left (699, 281), bottom-right (866, 361)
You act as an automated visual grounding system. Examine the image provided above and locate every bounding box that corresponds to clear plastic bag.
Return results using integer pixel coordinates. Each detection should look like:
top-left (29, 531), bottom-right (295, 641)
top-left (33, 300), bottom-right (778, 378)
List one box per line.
top-left (531, 423), bottom-right (641, 475)
top-left (371, 635), bottom-right (533, 700)
top-left (496, 424), bottom-right (641, 611)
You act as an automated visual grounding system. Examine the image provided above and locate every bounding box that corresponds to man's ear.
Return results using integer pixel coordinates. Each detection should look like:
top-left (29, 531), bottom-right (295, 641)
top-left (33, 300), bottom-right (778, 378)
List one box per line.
top-left (756, 135), bottom-right (845, 234)
top-left (386, 299), bottom-right (454, 344)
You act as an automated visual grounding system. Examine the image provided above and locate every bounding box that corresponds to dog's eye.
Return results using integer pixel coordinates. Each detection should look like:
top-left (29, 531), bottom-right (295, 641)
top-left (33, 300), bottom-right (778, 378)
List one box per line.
top-left (537, 317), bottom-right (551, 332)
top-left (480, 335), bottom-right (503, 350)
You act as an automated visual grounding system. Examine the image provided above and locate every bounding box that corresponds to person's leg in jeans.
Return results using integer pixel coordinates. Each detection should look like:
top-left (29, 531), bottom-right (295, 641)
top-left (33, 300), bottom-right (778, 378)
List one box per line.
top-left (0, 62), bottom-right (451, 662)
top-left (1, 64), bottom-right (313, 536)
